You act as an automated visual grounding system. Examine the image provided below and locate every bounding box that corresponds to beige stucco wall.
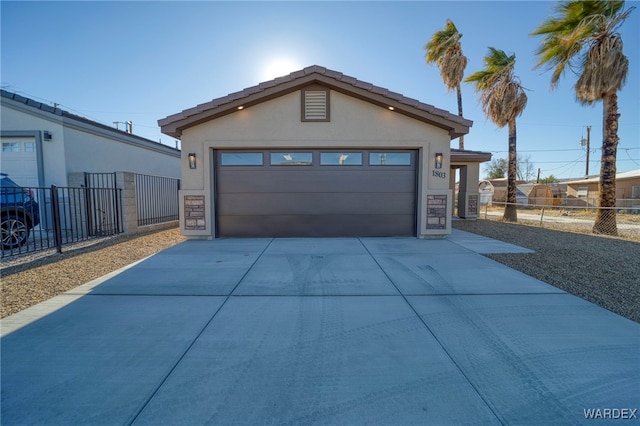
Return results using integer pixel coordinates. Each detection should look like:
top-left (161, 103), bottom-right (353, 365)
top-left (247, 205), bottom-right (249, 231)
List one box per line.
top-left (615, 178), bottom-right (640, 200)
top-left (179, 89), bottom-right (454, 238)
top-left (567, 177), bottom-right (640, 204)
top-left (450, 162), bottom-right (481, 218)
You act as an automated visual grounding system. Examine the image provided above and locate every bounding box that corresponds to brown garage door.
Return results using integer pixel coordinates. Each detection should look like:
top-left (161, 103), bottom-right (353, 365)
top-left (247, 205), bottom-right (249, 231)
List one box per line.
top-left (215, 149), bottom-right (417, 237)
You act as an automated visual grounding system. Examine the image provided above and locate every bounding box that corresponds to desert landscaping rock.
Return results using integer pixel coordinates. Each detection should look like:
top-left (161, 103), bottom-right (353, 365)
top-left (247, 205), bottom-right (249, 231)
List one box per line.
top-left (453, 220), bottom-right (640, 323)
top-left (1, 228), bottom-right (186, 318)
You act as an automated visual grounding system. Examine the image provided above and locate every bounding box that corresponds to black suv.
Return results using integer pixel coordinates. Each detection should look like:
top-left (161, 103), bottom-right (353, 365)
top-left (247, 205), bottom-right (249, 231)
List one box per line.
top-left (1, 173), bottom-right (40, 249)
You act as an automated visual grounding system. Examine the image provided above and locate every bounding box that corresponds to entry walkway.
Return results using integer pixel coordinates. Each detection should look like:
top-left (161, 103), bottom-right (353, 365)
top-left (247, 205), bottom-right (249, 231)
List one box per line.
top-left (2, 230), bottom-right (638, 424)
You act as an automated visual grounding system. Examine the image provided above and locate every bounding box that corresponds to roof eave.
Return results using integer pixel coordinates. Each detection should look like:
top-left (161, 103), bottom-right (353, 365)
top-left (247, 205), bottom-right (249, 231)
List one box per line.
top-left (159, 68), bottom-right (472, 138)
top-left (450, 149), bottom-right (492, 163)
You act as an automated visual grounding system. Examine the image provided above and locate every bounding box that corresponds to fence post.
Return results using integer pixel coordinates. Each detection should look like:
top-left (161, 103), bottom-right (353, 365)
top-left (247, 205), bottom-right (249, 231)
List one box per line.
top-left (50, 185), bottom-right (63, 253)
top-left (117, 172), bottom-right (138, 235)
top-left (115, 188), bottom-right (123, 234)
top-left (83, 173), bottom-right (95, 237)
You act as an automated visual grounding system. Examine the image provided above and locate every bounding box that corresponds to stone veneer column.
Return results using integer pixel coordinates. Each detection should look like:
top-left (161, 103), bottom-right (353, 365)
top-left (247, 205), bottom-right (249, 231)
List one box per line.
top-left (116, 172), bottom-right (138, 235)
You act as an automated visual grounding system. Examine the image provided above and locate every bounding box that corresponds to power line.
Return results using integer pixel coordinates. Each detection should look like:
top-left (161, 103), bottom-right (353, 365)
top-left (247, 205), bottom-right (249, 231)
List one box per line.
top-left (491, 147), bottom-right (639, 154)
top-left (491, 148), bottom-right (583, 153)
top-left (625, 150), bottom-right (640, 167)
top-left (534, 158), bottom-right (638, 164)
top-left (518, 122), bottom-right (639, 127)
top-left (541, 155), bottom-right (585, 172)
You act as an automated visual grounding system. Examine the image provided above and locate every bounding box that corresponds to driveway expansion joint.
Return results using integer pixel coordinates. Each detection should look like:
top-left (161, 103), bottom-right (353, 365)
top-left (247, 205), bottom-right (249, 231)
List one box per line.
top-left (356, 237), bottom-right (507, 425)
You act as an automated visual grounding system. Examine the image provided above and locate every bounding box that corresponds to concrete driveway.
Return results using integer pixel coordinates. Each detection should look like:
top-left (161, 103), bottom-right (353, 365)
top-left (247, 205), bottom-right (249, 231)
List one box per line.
top-left (2, 230), bottom-right (639, 425)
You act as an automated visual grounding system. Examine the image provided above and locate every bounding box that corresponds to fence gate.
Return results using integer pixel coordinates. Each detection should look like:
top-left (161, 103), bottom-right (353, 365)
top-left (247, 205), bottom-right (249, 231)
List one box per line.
top-left (84, 173), bottom-right (122, 236)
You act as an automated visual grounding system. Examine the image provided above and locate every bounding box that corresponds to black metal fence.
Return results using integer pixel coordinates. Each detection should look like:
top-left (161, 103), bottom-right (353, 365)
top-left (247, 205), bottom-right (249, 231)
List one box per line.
top-left (135, 174), bottom-right (180, 226)
top-left (2, 172), bottom-right (180, 259)
top-left (84, 173), bottom-right (121, 237)
top-left (1, 185), bottom-right (123, 258)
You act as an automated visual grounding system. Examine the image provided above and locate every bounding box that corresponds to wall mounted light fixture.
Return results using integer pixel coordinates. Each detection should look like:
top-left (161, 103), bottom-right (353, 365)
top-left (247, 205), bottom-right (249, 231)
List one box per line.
top-left (435, 152), bottom-right (443, 169)
top-left (43, 131), bottom-right (52, 141)
top-left (188, 153), bottom-right (197, 169)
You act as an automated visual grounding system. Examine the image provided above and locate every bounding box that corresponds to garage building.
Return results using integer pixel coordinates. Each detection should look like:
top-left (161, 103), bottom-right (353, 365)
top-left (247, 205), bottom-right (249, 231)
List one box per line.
top-left (159, 65), bottom-right (475, 238)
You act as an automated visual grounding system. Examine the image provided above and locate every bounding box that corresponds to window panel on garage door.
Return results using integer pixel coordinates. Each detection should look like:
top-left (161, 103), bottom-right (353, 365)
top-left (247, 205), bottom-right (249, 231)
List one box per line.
top-left (320, 152), bottom-right (363, 166)
top-left (215, 149), bottom-right (416, 237)
top-left (369, 152), bottom-right (412, 166)
top-left (219, 152), bottom-right (263, 166)
top-left (270, 152), bottom-right (313, 166)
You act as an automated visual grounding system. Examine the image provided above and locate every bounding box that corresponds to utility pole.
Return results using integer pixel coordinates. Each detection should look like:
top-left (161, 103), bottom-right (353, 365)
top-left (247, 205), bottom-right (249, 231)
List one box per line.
top-left (580, 126), bottom-right (591, 177)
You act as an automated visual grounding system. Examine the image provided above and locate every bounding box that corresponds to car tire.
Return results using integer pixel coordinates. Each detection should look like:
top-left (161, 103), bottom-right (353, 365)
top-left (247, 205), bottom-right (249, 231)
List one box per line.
top-left (1, 214), bottom-right (30, 249)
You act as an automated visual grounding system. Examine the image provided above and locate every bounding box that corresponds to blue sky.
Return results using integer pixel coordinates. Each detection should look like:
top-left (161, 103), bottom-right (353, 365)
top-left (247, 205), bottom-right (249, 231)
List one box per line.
top-left (2, 1), bottom-right (638, 179)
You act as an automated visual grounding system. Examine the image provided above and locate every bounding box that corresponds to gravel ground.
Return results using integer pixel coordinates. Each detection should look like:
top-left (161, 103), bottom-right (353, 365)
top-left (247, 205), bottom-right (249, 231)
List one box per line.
top-left (453, 220), bottom-right (640, 324)
top-left (1, 228), bottom-right (186, 318)
top-left (2, 223), bottom-right (638, 324)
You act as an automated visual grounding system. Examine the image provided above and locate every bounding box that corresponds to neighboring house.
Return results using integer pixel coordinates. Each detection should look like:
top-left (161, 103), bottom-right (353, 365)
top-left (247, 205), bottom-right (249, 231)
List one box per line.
top-left (516, 184), bottom-right (561, 206)
top-left (488, 178), bottom-right (526, 203)
top-left (478, 180), bottom-right (494, 205)
top-left (488, 179), bottom-right (563, 206)
top-left (159, 65), bottom-right (489, 239)
top-left (564, 170), bottom-right (640, 207)
top-left (1, 89), bottom-right (180, 189)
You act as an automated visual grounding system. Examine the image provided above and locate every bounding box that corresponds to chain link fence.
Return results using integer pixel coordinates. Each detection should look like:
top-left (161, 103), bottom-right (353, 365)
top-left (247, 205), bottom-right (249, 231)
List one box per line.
top-left (481, 200), bottom-right (640, 241)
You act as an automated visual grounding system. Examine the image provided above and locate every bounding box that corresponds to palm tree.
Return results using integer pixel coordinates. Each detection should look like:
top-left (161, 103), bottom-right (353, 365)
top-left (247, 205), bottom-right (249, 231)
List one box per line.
top-left (531, 1), bottom-right (634, 236)
top-left (425, 19), bottom-right (468, 150)
top-left (465, 48), bottom-right (528, 222)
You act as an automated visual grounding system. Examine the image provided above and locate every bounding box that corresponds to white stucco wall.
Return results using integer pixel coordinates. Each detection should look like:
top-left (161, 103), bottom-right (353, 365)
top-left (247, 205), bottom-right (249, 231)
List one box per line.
top-left (2, 96), bottom-right (181, 188)
top-left (62, 122), bottom-right (181, 178)
top-left (1, 101), bottom-right (67, 186)
top-left (178, 88), bottom-right (454, 238)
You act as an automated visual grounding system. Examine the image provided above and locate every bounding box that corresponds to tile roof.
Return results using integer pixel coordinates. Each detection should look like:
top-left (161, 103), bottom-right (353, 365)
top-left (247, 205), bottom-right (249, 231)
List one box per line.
top-left (158, 65), bottom-right (473, 139)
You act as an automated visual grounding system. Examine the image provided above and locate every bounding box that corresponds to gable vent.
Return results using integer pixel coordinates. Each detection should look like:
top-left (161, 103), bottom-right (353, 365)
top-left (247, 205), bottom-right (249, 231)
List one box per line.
top-left (303, 90), bottom-right (328, 121)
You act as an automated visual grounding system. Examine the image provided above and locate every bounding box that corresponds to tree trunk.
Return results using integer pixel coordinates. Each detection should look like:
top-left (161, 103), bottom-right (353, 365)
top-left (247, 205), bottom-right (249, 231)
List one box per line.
top-left (503, 118), bottom-right (518, 222)
top-left (456, 85), bottom-right (464, 150)
top-left (593, 92), bottom-right (619, 236)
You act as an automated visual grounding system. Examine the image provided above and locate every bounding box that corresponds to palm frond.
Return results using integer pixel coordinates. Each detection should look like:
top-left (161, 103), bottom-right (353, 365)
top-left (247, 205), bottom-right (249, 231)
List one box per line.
top-left (576, 34), bottom-right (629, 103)
top-left (424, 19), bottom-right (462, 65)
top-left (465, 47), bottom-right (526, 128)
top-left (532, 0), bottom-right (634, 94)
top-left (440, 49), bottom-right (467, 91)
top-left (425, 19), bottom-right (467, 92)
